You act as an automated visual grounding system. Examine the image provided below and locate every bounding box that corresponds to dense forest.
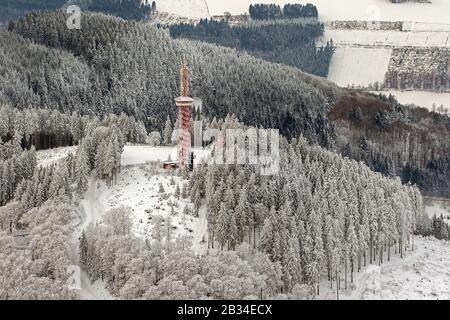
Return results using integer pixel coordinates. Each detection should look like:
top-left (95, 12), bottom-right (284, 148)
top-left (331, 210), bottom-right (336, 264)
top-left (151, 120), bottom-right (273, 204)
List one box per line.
top-left (248, 3), bottom-right (319, 20)
top-left (190, 133), bottom-right (422, 295)
top-left (330, 91), bottom-right (450, 197)
top-left (6, 10), bottom-right (450, 197)
top-left (169, 19), bottom-right (334, 77)
top-left (0, 0), bottom-right (152, 25)
top-left (6, 11), bottom-right (336, 148)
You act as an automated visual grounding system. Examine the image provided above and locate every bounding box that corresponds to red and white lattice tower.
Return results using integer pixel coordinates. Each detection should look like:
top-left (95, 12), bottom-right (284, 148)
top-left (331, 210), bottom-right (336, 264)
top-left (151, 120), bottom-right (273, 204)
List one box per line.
top-left (175, 59), bottom-right (193, 167)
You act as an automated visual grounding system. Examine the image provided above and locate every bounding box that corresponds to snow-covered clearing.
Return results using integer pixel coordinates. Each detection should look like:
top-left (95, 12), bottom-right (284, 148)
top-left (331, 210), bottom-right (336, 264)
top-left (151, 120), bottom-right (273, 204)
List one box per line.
top-left (80, 145), bottom-right (210, 250)
top-left (72, 145), bottom-right (212, 299)
top-left (36, 146), bottom-right (77, 167)
top-left (145, 0), bottom-right (210, 18)
top-left (88, 165), bottom-right (203, 242)
top-left (371, 90), bottom-right (450, 112)
top-left (121, 145), bottom-right (210, 167)
top-left (327, 47), bottom-right (392, 88)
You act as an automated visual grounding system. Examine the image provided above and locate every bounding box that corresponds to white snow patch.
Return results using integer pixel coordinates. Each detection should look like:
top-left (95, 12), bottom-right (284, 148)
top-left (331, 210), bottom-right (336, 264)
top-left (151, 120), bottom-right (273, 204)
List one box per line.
top-left (145, 0), bottom-right (211, 18)
top-left (371, 90), bottom-right (450, 112)
top-left (36, 146), bottom-right (77, 167)
top-left (327, 47), bottom-right (392, 88)
top-left (321, 29), bottom-right (450, 48)
top-left (207, 0), bottom-right (450, 24)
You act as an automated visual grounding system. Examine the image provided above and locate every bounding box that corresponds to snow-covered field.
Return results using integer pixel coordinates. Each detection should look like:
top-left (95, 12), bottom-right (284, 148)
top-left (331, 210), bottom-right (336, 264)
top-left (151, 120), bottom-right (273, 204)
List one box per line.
top-left (371, 90), bottom-right (450, 112)
top-left (150, 0), bottom-right (450, 24)
top-left (327, 47), bottom-right (392, 88)
top-left (321, 29), bottom-right (450, 48)
top-left (207, 0), bottom-right (450, 24)
top-left (145, 0), bottom-right (210, 18)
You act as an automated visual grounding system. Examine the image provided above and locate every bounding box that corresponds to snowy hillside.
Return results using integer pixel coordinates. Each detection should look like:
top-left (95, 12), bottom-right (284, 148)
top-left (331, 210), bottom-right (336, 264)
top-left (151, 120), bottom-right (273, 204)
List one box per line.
top-left (358, 236), bottom-right (450, 300)
top-left (80, 145), bottom-right (211, 251)
top-left (207, 0), bottom-right (450, 24)
top-left (150, 0), bottom-right (450, 24)
top-left (147, 0), bottom-right (211, 18)
top-left (371, 90), bottom-right (450, 112)
top-left (327, 47), bottom-right (392, 88)
top-left (321, 29), bottom-right (450, 49)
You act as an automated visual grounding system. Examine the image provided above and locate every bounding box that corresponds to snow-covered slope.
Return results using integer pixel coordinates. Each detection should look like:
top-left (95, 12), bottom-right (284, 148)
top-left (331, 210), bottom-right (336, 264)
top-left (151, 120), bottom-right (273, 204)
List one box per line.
top-left (359, 236), bottom-right (450, 300)
top-left (322, 29), bottom-right (450, 49)
top-left (327, 47), bottom-right (392, 88)
top-left (371, 90), bottom-right (450, 112)
top-left (80, 145), bottom-right (211, 252)
top-left (147, 0), bottom-right (211, 18)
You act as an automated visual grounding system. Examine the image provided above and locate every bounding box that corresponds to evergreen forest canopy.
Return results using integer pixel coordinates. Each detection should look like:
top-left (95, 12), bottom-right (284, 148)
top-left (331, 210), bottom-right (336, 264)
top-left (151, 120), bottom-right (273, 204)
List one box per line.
top-left (4, 10), bottom-right (450, 198)
top-left (0, 0), bottom-right (152, 25)
top-left (6, 11), bottom-right (336, 148)
top-left (169, 19), bottom-right (334, 77)
top-left (248, 3), bottom-right (319, 20)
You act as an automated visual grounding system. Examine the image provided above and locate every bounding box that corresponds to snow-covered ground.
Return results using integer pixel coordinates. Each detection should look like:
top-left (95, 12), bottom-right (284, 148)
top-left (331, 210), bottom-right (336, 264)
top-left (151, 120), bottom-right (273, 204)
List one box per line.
top-left (88, 165), bottom-right (202, 242)
top-left (121, 145), bottom-right (210, 167)
top-left (327, 47), bottom-right (392, 88)
top-left (359, 237), bottom-right (450, 300)
top-left (321, 29), bottom-right (450, 48)
top-left (151, 0), bottom-right (450, 24)
top-left (145, 0), bottom-right (210, 18)
top-left (318, 236), bottom-right (450, 300)
top-left (81, 145), bottom-right (210, 248)
top-left (72, 145), bottom-right (212, 299)
top-left (36, 146), bottom-right (77, 167)
top-left (371, 90), bottom-right (450, 112)
top-left (207, 0), bottom-right (450, 24)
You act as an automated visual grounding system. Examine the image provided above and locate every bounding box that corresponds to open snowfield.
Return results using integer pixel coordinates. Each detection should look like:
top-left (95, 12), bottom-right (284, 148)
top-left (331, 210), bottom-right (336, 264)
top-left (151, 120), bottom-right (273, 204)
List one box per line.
top-left (206, 0), bottom-right (450, 24)
top-left (371, 90), bottom-right (450, 112)
top-left (321, 29), bottom-right (450, 49)
top-left (151, 0), bottom-right (450, 24)
top-left (145, 0), bottom-right (210, 18)
top-left (327, 47), bottom-right (392, 88)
